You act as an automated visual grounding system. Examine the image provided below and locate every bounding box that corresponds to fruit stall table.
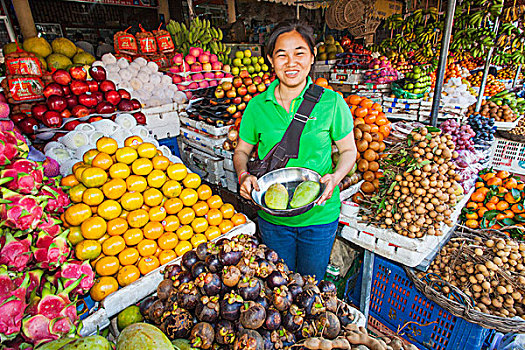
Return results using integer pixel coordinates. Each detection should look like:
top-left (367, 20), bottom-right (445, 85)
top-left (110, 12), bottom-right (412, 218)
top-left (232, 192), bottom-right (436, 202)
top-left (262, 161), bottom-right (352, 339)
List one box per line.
top-left (337, 186), bottom-right (474, 324)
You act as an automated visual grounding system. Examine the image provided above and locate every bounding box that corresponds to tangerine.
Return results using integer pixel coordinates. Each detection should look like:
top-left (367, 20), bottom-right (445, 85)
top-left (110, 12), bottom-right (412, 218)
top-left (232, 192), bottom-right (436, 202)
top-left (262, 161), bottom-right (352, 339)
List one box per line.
top-left (143, 188), bottom-right (163, 207)
top-left (167, 163), bottom-right (188, 181)
top-left (164, 198), bottom-right (184, 215)
top-left (102, 178), bottom-right (127, 200)
top-left (143, 221), bottom-right (164, 240)
top-left (107, 217), bottom-right (128, 236)
top-left (109, 163), bottom-right (131, 179)
top-left (118, 247), bottom-right (140, 265)
top-left (182, 173), bottom-right (201, 189)
top-left (137, 239), bottom-right (158, 257)
top-left (131, 158), bottom-right (153, 176)
top-left (177, 207), bottom-right (195, 225)
top-left (207, 195), bottom-right (223, 209)
top-left (162, 215), bottom-right (180, 232)
top-left (123, 228), bottom-right (143, 246)
top-left (138, 256), bottom-right (160, 275)
top-left (204, 226), bottom-right (221, 240)
top-left (127, 209), bottom-right (149, 228)
top-left (82, 188), bottom-right (104, 206)
top-left (157, 233), bottom-right (179, 250)
top-left (176, 225), bottom-right (193, 241)
top-left (149, 206), bottom-right (167, 222)
top-left (96, 137), bottom-right (118, 155)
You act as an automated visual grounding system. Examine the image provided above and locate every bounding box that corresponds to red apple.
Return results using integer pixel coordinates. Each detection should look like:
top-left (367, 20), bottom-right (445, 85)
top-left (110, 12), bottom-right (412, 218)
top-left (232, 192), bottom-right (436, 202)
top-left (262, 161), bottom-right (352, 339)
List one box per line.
top-left (105, 90), bottom-right (122, 106)
top-left (226, 89), bottom-right (237, 99)
top-left (99, 80), bottom-right (116, 92)
top-left (233, 97), bottom-right (242, 105)
top-left (65, 95), bottom-right (78, 109)
top-left (52, 69), bottom-right (72, 85)
top-left (96, 102), bottom-right (116, 115)
top-left (92, 91), bottom-right (104, 104)
top-left (118, 99), bottom-right (134, 112)
top-left (69, 66), bottom-right (87, 81)
top-left (43, 83), bottom-right (64, 98)
top-left (78, 93), bottom-right (98, 108)
top-left (70, 80), bottom-right (89, 96)
top-left (89, 66), bottom-right (107, 82)
top-left (133, 112), bottom-right (146, 125)
top-left (262, 73), bottom-right (270, 80)
top-left (130, 99), bottom-right (141, 110)
top-left (226, 105), bottom-right (237, 114)
top-left (31, 104), bottom-right (48, 121)
top-left (60, 109), bottom-right (72, 119)
top-left (232, 111), bottom-right (243, 119)
top-left (243, 94), bottom-right (252, 103)
top-left (87, 80), bottom-right (99, 92)
top-left (42, 111), bottom-right (63, 128)
top-left (221, 81), bottom-right (233, 91)
top-left (17, 117), bottom-right (38, 134)
top-left (10, 112), bottom-right (27, 124)
top-left (118, 89), bottom-right (131, 100)
top-left (62, 85), bottom-right (71, 96)
top-left (239, 70), bottom-right (250, 79)
top-left (243, 77), bottom-right (253, 86)
top-left (263, 79), bottom-right (271, 85)
top-left (63, 120), bottom-right (80, 131)
top-left (253, 76), bottom-right (263, 85)
top-left (232, 77), bottom-right (243, 88)
top-left (72, 105), bottom-right (89, 118)
top-left (247, 84), bottom-right (257, 94)
top-left (0, 93), bottom-right (6, 103)
top-left (47, 95), bottom-right (67, 112)
top-left (237, 86), bottom-right (248, 96)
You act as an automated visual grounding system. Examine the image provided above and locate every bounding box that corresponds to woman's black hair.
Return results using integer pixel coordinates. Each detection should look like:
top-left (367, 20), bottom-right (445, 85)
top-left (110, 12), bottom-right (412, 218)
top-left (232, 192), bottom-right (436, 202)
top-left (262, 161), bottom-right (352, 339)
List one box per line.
top-left (265, 21), bottom-right (315, 58)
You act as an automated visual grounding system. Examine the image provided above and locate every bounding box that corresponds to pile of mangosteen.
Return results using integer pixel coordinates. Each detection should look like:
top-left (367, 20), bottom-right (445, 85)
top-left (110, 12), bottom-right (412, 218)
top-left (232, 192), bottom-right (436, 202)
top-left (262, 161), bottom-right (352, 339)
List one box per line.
top-left (140, 234), bottom-right (358, 350)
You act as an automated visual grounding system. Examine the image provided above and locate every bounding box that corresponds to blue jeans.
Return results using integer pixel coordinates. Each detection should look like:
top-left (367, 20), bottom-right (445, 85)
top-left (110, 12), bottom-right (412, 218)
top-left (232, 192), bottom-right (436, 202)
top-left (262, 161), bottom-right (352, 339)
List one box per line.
top-left (258, 215), bottom-right (338, 281)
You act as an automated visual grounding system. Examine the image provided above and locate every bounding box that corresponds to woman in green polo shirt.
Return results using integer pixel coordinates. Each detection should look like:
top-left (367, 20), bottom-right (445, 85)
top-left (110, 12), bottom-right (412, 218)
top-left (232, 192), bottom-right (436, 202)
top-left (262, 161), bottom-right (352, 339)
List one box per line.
top-left (233, 21), bottom-right (357, 280)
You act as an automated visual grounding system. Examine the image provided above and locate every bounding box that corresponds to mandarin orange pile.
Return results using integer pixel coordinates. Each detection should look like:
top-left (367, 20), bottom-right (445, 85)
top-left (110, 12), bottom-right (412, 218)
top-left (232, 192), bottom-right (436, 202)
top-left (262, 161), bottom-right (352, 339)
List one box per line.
top-left (345, 94), bottom-right (391, 198)
top-left (444, 63), bottom-right (463, 83)
top-left (462, 169), bottom-right (525, 239)
top-left (467, 72), bottom-right (506, 96)
top-left (314, 77), bottom-right (344, 96)
top-left (60, 135), bottom-right (247, 301)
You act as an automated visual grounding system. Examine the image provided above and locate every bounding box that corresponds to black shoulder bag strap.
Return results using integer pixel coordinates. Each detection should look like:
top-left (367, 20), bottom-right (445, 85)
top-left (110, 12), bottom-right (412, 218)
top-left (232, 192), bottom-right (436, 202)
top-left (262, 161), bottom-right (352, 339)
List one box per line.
top-left (248, 84), bottom-right (324, 177)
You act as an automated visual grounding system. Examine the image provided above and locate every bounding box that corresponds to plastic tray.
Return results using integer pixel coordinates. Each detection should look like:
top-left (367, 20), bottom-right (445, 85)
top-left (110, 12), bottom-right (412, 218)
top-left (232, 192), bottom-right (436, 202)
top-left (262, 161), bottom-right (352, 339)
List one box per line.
top-left (488, 137), bottom-right (525, 175)
top-left (348, 256), bottom-right (495, 350)
top-left (144, 111), bottom-right (179, 129)
top-left (494, 115), bottom-right (522, 131)
top-left (180, 126), bottom-right (226, 148)
top-left (339, 187), bottom-right (473, 267)
top-left (158, 137), bottom-right (181, 158)
top-left (79, 220), bottom-right (256, 336)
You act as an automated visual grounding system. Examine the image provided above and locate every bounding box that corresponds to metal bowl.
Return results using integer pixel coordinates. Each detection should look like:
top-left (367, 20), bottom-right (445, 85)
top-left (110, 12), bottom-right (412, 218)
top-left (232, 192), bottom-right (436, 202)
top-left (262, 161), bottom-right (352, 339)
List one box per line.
top-left (251, 167), bottom-right (325, 217)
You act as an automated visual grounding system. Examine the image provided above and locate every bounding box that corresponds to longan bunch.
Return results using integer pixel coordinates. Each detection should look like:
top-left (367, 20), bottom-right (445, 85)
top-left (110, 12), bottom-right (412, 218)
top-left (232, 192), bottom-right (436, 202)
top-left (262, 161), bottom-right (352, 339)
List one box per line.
top-left (420, 235), bottom-right (525, 319)
top-left (365, 127), bottom-right (462, 238)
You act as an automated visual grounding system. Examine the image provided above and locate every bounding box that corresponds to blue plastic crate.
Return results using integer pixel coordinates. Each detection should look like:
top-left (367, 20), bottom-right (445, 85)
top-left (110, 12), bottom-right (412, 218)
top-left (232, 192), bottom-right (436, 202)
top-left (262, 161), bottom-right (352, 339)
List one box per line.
top-left (347, 256), bottom-right (495, 350)
top-left (158, 137), bottom-right (181, 158)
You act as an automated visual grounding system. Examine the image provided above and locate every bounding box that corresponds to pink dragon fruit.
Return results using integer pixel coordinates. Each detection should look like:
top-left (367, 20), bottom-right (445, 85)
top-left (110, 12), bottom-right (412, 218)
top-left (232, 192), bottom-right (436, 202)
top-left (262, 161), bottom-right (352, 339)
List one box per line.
top-left (0, 192), bottom-right (45, 231)
top-left (38, 215), bottom-right (62, 237)
top-left (56, 260), bottom-right (95, 297)
top-left (0, 270), bottom-right (30, 342)
top-left (0, 131), bottom-right (20, 166)
top-left (0, 231), bottom-right (32, 272)
top-left (1, 335), bottom-right (32, 350)
top-left (42, 157), bottom-right (60, 178)
top-left (1, 159), bottom-right (44, 195)
top-left (39, 185), bottom-right (70, 215)
top-left (32, 230), bottom-right (71, 270)
top-left (22, 277), bottom-right (82, 346)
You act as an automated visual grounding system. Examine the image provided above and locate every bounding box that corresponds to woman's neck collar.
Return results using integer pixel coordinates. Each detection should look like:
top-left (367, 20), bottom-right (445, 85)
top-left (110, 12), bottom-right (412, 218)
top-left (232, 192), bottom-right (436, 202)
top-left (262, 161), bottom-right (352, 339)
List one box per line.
top-left (277, 79), bottom-right (308, 101)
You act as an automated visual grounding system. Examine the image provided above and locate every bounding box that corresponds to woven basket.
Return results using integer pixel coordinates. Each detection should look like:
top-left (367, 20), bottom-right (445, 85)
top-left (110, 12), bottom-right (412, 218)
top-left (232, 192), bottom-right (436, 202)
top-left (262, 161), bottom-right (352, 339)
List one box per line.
top-left (404, 227), bottom-right (525, 333)
top-left (344, 0), bottom-right (365, 26)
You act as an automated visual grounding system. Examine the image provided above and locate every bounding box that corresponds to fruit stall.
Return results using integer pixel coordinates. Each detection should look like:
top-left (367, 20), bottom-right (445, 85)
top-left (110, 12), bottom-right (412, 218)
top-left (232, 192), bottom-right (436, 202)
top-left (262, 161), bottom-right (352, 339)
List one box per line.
top-left (1, 0), bottom-right (525, 347)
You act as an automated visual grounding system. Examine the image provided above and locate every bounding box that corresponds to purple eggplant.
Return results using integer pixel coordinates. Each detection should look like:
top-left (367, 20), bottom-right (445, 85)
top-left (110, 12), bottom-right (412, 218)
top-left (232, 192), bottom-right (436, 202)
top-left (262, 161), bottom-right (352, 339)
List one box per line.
top-left (220, 292), bottom-right (244, 321)
top-left (190, 322), bottom-right (215, 349)
top-left (238, 276), bottom-right (262, 301)
top-left (182, 250), bottom-right (199, 270)
top-left (195, 295), bottom-right (220, 323)
top-left (264, 307), bottom-right (281, 331)
top-left (240, 301), bottom-right (266, 329)
top-left (215, 319), bottom-right (236, 345)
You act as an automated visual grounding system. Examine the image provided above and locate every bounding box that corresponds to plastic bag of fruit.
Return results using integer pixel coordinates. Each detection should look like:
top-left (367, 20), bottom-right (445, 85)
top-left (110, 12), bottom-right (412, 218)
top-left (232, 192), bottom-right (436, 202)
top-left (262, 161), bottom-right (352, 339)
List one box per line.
top-left (136, 24), bottom-right (157, 55)
top-left (114, 27), bottom-right (138, 55)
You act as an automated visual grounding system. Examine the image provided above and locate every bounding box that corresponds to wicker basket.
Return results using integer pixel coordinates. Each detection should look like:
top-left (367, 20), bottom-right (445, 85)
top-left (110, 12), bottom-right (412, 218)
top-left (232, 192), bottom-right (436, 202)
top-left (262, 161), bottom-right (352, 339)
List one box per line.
top-left (343, 0), bottom-right (365, 26)
top-left (404, 228), bottom-right (525, 333)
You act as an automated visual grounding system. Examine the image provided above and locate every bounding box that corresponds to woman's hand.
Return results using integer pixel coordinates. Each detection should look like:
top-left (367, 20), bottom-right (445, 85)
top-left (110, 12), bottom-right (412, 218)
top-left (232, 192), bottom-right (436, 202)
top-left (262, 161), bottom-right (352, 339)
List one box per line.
top-left (317, 173), bottom-right (337, 206)
top-left (239, 174), bottom-right (260, 200)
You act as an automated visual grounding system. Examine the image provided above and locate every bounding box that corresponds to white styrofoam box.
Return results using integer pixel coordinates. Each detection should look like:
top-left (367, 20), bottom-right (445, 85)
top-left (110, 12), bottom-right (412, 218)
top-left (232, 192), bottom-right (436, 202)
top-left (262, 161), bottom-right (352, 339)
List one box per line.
top-left (383, 101), bottom-right (420, 110)
top-left (383, 107), bottom-right (418, 115)
top-left (221, 173), bottom-right (238, 192)
top-left (182, 137), bottom-right (217, 157)
top-left (488, 137), bottom-right (525, 175)
top-left (214, 147), bottom-right (234, 160)
top-left (223, 157), bottom-right (235, 172)
top-left (148, 123), bottom-right (180, 140)
top-left (181, 144), bottom-right (225, 184)
top-left (142, 102), bottom-right (176, 114)
top-left (224, 169), bottom-right (237, 182)
top-left (330, 72), bottom-right (364, 84)
top-left (338, 186), bottom-right (473, 267)
top-left (383, 96), bottom-right (421, 104)
top-left (313, 62), bottom-right (336, 72)
top-left (179, 116), bottom-right (230, 137)
top-left (181, 127), bottom-right (226, 148)
top-left (79, 309), bottom-right (110, 337)
top-left (495, 116), bottom-right (522, 131)
top-left (145, 111), bottom-right (179, 129)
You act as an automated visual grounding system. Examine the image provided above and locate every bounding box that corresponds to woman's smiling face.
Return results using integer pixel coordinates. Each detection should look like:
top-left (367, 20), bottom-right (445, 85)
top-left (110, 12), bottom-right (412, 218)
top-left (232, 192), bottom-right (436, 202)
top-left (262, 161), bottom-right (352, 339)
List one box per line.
top-left (267, 30), bottom-right (316, 89)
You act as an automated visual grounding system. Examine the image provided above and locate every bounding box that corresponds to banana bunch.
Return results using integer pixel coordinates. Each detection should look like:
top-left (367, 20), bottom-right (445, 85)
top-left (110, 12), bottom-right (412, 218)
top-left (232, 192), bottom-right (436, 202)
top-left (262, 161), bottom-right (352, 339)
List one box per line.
top-left (502, 5), bottom-right (525, 22)
top-left (166, 18), bottom-right (231, 64)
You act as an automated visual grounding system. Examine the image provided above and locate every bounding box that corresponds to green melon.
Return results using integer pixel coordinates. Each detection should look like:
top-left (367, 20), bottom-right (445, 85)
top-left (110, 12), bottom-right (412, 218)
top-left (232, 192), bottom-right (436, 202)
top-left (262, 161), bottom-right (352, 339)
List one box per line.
top-left (117, 323), bottom-right (173, 350)
top-left (23, 37), bottom-right (52, 57)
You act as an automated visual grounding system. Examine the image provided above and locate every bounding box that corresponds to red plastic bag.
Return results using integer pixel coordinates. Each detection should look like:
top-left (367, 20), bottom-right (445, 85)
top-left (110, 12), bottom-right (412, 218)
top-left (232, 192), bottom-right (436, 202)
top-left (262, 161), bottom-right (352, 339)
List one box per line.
top-left (114, 27), bottom-right (138, 55)
top-left (154, 24), bottom-right (175, 54)
top-left (5, 43), bottom-right (43, 77)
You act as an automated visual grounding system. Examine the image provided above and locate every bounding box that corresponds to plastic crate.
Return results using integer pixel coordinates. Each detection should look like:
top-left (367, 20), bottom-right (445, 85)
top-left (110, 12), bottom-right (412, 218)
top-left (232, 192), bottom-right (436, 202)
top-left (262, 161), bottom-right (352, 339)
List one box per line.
top-left (488, 137), bottom-right (525, 175)
top-left (158, 137), bottom-right (181, 158)
top-left (347, 256), bottom-right (495, 350)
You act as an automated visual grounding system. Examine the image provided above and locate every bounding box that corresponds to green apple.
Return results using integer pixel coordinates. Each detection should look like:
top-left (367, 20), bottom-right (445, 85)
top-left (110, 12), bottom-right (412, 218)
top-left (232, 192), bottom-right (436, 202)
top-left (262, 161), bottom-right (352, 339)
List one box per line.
top-left (254, 63), bottom-right (261, 72)
top-left (258, 56), bottom-right (265, 64)
top-left (233, 58), bottom-right (242, 67)
top-left (235, 51), bottom-right (244, 59)
top-left (247, 65), bottom-right (255, 74)
top-left (231, 66), bottom-right (240, 75)
top-left (251, 57), bottom-right (258, 65)
top-left (261, 64), bottom-right (269, 72)
top-left (242, 57), bottom-right (252, 66)
top-left (258, 72), bottom-right (264, 77)
top-left (244, 49), bottom-right (252, 58)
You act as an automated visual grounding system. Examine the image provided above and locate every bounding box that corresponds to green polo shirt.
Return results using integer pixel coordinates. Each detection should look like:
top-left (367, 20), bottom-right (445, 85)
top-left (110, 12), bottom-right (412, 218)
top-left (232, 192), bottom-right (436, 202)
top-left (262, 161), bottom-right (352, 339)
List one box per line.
top-left (239, 77), bottom-right (354, 227)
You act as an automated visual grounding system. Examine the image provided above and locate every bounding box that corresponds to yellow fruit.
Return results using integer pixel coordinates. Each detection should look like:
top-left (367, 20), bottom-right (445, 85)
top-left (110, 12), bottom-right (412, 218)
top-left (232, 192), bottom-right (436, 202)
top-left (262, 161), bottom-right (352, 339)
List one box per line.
top-left (81, 167), bottom-right (108, 188)
top-left (177, 207), bottom-right (195, 225)
top-left (97, 200), bottom-right (122, 220)
top-left (109, 163), bottom-right (131, 179)
top-left (69, 183), bottom-right (87, 203)
top-left (131, 158), bottom-right (153, 176)
top-left (137, 142), bottom-right (157, 158)
top-left (67, 226), bottom-right (84, 245)
top-left (91, 152), bottom-right (113, 170)
top-left (149, 206), bottom-right (167, 222)
top-left (115, 146), bottom-right (138, 164)
top-left (95, 256), bottom-right (120, 276)
top-left (65, 203), bottom-right (92, 226)
top-left (126, 175), bottom-right (147, 192)
top-left (81, 216), bottom-right (107, 240)
top-left (102, 178), bottom-right (127, 200)
top-left (117, 265), bottom-right (140, 287)
top-left (123, 228), bottom-right (143, 246)
top-left (158, 232), bottom-right (179, 250)
top-left (82, 188), bottom-right (104, 206)
top-left (204, 226), bottom-right (221, 240)
top-left (180, 188), bottom-right (198, 206)
top-left (175, 240), bottom-right (192, 256)
top-left (162, 215), bottom-right (180, 232)
top-left (83, 149), bottom-right (100, 165)
top-left (183, 173), bottom-right (201, 189)
top-left (152, 155), bottom-right (170, 170)
top-left (102, 235), bottom-right (126, 256)
top-left (124, 136), bottom-right (143, 149)
top-left (96, 137), bottom-right (118, 155)
top-left (75, 239), bottom-right (102, 261)
top-left (127, 209), bottom-right (149, 228)
top-left (143, 188), bottom-right (163, 207)
top-left (147, 169), bottom-right (167, 188)
top-left (161, 180), bottom-right (182, 198)
top-left (167, 163), bottom-right (187, 181)
top-left (90, 276), bottom-right (118, 301)
top-left (190, 233), bottom-right (207, 248)
top-left (120, 192), bottom-right (144, 211)
top-left (176, 225), bottom-right (193, 240)
top-left (191, 217), bottom-right (209, 233)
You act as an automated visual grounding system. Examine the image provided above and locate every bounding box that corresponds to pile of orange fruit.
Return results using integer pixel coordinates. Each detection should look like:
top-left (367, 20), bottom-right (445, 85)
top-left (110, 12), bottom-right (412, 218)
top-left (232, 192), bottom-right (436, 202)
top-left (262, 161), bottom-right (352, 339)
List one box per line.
top-left (314, 77), bottom-right (344, 97)
top-left (462, 169), bottom-right (525, 239)
top-left (345, 94), bottom-right (391, 197)
top-left (444, 63), bottom-right (463, 83)
top-left (467, 72), bottom-right (506, 96)
top-left (60, 135), bottom-right (247, 301)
